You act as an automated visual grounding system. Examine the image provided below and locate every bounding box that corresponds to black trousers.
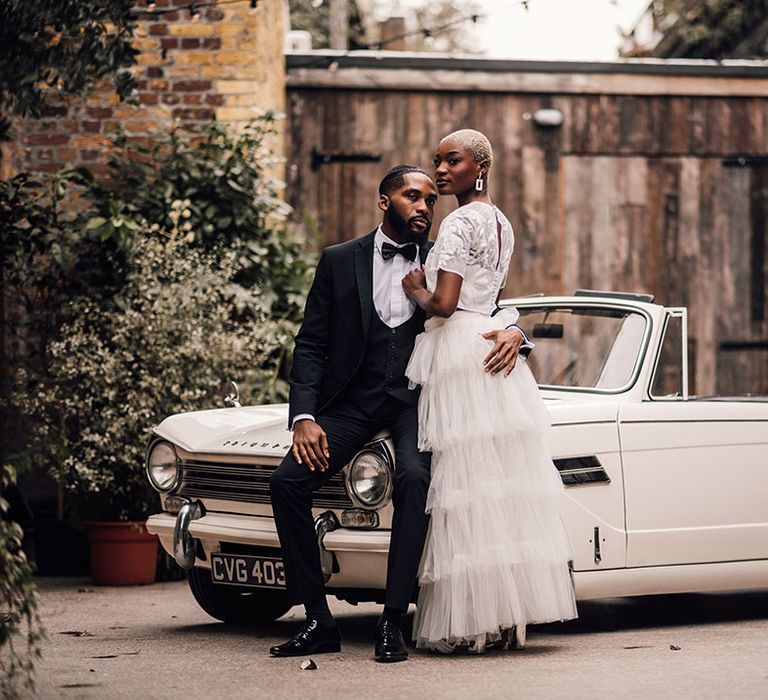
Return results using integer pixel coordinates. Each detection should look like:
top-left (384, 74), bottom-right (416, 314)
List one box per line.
top-left (269, 396), bottom-right (431, 610)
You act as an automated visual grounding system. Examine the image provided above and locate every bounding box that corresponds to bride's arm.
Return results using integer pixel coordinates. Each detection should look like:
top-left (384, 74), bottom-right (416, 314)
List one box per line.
top-left (402, 268), bottom-right (462, 318)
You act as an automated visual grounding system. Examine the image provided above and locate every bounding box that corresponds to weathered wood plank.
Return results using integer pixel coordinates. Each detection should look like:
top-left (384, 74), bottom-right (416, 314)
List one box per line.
top-left (287, 67), bottom-right (768, 98)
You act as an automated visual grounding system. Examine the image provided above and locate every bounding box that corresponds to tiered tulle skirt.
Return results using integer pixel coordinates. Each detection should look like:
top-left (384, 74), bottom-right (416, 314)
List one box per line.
top-left (406, 311), bottom-right (578, 648)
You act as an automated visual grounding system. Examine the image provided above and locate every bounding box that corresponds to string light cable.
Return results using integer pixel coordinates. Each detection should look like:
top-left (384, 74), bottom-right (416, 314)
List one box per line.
top-left (132, 0), bottom-right (258, 19)
top-left (130, 0), bottom-right (534, 70)
top-left (288, 0), bottom-right (534, 70)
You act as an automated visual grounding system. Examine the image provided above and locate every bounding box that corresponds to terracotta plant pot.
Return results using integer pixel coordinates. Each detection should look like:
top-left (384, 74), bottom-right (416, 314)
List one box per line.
top-left (84, 521), bottom-right (158, 586)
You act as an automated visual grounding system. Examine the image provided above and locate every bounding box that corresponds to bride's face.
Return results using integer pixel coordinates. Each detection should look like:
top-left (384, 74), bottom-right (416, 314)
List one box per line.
top-left (433, 139), bottom-right (483, 196)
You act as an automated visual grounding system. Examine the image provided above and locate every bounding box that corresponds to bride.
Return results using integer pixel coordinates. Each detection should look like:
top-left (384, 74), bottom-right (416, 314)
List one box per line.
top-left (402, 129), bottom-right (577, 653)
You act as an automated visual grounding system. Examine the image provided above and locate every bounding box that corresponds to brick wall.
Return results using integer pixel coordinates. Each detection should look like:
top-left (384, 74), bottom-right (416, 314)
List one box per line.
top-left (3, 0), bottom-right (286, 178)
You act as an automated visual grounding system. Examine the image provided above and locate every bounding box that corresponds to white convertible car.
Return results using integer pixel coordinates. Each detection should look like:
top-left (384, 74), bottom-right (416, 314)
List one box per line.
top-left (145, 291), bottom-right (768, 623)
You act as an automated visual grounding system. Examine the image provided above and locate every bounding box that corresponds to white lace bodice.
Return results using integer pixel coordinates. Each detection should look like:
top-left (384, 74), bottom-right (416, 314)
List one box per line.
top-left (425, 201), bottom-right (514, 315)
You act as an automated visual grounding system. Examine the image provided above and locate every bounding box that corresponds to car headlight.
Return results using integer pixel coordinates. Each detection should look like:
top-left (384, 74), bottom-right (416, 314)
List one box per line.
top-left (146, 441), bottom-right (180, 492)
top-left (346, 448), bottom-right (392, 509)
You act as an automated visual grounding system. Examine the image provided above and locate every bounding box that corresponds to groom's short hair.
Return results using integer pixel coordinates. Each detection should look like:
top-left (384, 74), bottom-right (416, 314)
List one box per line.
top-left (379, 164), bottom-right (431, 196)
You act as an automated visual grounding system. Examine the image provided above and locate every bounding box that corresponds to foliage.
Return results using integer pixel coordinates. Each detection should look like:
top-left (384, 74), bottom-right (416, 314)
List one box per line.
top-left (407, 0), bottom-right (482, 54)
top-left (288, 0), bottom-right (368, 49)
top-left (82, 115), bottom-right (314, 333)
top-left (0, 169), bottom-right (126, 371)
top-left (3, 116), bottom-right (315, 521)
top-left (0, 468), bottom-right (45, 700)
top-left (0, 0), bottom-right (138, 138)
top-left (650, 0), bottom-right (768, 59)
top-left (15, 230), bottom-right (289, 522)
top-left (0, 169), bottom-right (128, 478)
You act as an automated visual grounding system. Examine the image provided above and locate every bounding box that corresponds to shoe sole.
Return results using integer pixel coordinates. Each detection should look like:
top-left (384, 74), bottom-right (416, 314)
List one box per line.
top-left (374, 654), bottom-right (408, 663)
top-left (269, 643), bottom-right (341, 657)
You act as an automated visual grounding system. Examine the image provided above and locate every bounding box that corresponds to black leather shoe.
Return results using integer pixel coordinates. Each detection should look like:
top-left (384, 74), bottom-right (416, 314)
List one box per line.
top-left (374, 619), bottom-right (408, 663)
top-left (269, 619), bottom-right (341, 657)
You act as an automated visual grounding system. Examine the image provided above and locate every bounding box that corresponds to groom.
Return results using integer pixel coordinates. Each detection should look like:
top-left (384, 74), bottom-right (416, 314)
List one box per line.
top-left (269, 164), bottom-right (528, 663)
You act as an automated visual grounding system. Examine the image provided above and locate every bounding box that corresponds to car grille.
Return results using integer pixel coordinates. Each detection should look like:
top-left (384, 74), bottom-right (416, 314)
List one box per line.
top-left (178, 459), bottom-right (353, 509)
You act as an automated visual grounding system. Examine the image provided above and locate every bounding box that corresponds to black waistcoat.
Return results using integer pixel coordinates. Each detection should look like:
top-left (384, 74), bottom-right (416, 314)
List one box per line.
top-left (340, 307), bottom-right (422, 414)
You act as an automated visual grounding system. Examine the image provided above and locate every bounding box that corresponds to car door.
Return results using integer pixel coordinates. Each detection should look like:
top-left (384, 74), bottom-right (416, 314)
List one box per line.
top-left (619, 310), bottom-right (768, 567)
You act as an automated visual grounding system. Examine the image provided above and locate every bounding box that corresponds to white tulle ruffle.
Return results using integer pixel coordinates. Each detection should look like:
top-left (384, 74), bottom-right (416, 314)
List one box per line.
top-left (405, 310), bottom-right (578, 648)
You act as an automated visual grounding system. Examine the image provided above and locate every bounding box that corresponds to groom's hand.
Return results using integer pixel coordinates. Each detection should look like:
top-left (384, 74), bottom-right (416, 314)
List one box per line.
top-left (481, 328), bottom-right (524, 376)
top-left (292, 419), bottom-right (330, 472)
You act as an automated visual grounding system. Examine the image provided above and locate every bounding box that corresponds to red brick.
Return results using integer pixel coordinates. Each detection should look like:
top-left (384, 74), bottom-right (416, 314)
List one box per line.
top-left (181, 38), bottom-right (200, 49)
top-left (172, 80), bottom-right (212, 92)
top-left (56, 148), bottom-right (78, 161)
top-left (39, 105), bottom-right (68, 117)
top-left (161, 94), bottom-right (181, 105)
top-left (27, 134), bottom-right (69, 146)
top-left (148, 23), bottom-right (168, 35)
top-left (206, 8), bottom-right (224, 21)
top-left (202, 37), bottom-right (222, 50)
top-left (139, 92), bottom-right (159, 106)
top-left (147, 66), bottom-right (164, 78)
top-left (182, 94), bottom-right (202, 105)
top-left (171, 107), bottom-right (214, 120)
top-left (205, 94), bottom-right (225, 106)
top-left (82, 121), bottom-right (102, 133)
top-left (35, 163), bottom-right (60, 173)
top-left (80, 149), bottom-right (101, 161)
top-left (86, 107), bottom-right (113, 119)
top-left (160, 37), bottom-right (179, 49)
top-left (32, 120), bottom-right (57, 132)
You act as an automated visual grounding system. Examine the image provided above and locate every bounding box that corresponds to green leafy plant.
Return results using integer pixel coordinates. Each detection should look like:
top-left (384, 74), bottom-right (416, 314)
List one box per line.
top-left (3, 116), bottom-right (314, 522)
top-left (0, 0), bottom-right (138, 138)
top-left (0, 468), bottom-right (45, 700)
top-left (80, 115), bottom-right (315, 400)
top-left (16, 228), bottom-right (289, 522)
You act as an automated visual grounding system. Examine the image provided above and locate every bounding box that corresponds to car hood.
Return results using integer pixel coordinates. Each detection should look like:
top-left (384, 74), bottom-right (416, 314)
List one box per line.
top-left (154, 394), bottom-right (620, 458)
top-left (154, 404), bottom-right (294, 457)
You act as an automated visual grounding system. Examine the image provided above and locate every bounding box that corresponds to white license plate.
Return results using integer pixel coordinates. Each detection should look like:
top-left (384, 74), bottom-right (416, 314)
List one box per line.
top-left (210, 553), bottom-right (286, 589)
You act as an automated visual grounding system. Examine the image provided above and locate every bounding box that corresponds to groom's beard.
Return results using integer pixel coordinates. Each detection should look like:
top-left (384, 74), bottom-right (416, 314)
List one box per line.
top-left (385, 207), bottom-right (431, 244)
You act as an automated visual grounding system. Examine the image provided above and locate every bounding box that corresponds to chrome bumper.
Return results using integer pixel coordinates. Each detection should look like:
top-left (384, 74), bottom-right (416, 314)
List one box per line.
top-left (146, 507), bottom-right (390, 587)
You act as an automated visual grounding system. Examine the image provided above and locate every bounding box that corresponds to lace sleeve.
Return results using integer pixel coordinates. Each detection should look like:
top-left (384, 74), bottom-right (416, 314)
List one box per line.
top-left (434, 214), bottom-right (474, 278)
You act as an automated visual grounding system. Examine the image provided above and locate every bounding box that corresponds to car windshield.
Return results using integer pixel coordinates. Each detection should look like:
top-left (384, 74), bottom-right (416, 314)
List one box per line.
top-left (514, 305), bottom-right (648, 391)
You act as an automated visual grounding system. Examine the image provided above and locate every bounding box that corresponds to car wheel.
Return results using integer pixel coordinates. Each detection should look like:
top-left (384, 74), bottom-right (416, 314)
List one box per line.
top-left (188, 566), bottom-right (290, 623)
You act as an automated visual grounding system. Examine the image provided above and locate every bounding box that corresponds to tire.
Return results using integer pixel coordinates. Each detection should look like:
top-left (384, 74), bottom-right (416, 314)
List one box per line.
top-left (188, 566), bottom-right (290, 624)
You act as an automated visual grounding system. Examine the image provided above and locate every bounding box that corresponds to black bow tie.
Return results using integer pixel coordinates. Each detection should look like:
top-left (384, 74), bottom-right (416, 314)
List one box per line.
top-left (381, 242), bottom-right (418, 262)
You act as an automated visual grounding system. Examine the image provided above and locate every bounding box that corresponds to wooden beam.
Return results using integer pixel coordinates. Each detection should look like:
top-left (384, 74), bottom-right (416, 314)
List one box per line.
top-left (287, 67), bottom-right (768, 97)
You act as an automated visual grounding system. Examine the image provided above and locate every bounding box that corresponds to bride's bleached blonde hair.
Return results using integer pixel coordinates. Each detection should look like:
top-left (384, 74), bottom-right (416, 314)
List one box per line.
top-left (441, 128), bottom-right (493, 170)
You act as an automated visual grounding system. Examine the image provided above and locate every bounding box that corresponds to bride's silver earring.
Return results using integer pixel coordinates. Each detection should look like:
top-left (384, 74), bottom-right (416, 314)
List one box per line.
top-left (475, 175), bottom-right (484, 192)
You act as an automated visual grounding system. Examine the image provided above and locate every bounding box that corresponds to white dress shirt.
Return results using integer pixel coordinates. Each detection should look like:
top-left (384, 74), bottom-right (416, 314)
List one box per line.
top-left (372, 226), bottom-right (421, 328)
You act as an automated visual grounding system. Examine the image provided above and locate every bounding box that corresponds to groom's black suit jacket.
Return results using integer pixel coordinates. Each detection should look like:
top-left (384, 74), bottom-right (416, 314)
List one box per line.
top-left (288, 229), bottom-right (433, 427)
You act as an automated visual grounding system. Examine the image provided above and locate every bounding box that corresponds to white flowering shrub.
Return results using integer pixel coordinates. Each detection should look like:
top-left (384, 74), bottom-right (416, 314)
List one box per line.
top-left (18, 230), bottom-right (287, 521)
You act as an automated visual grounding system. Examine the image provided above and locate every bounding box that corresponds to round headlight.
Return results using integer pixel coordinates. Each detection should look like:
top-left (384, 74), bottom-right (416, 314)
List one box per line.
top-left (146, 441), bottom-right (180, 492)
top-left (346, 449), bottom-right (392, 509)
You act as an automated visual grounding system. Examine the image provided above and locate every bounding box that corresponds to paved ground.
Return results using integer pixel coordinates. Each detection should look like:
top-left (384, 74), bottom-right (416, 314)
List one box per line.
top-left (30, 577), bottom-right (768, 700)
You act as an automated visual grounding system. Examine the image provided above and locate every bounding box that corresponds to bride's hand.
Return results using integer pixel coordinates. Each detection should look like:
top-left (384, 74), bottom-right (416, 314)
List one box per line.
top-left (402, 267), bottom-right (427, 297)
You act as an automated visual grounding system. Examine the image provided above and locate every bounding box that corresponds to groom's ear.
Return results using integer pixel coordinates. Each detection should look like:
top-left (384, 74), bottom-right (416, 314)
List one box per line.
top-left (378, 193), bottom-right (390, 213)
